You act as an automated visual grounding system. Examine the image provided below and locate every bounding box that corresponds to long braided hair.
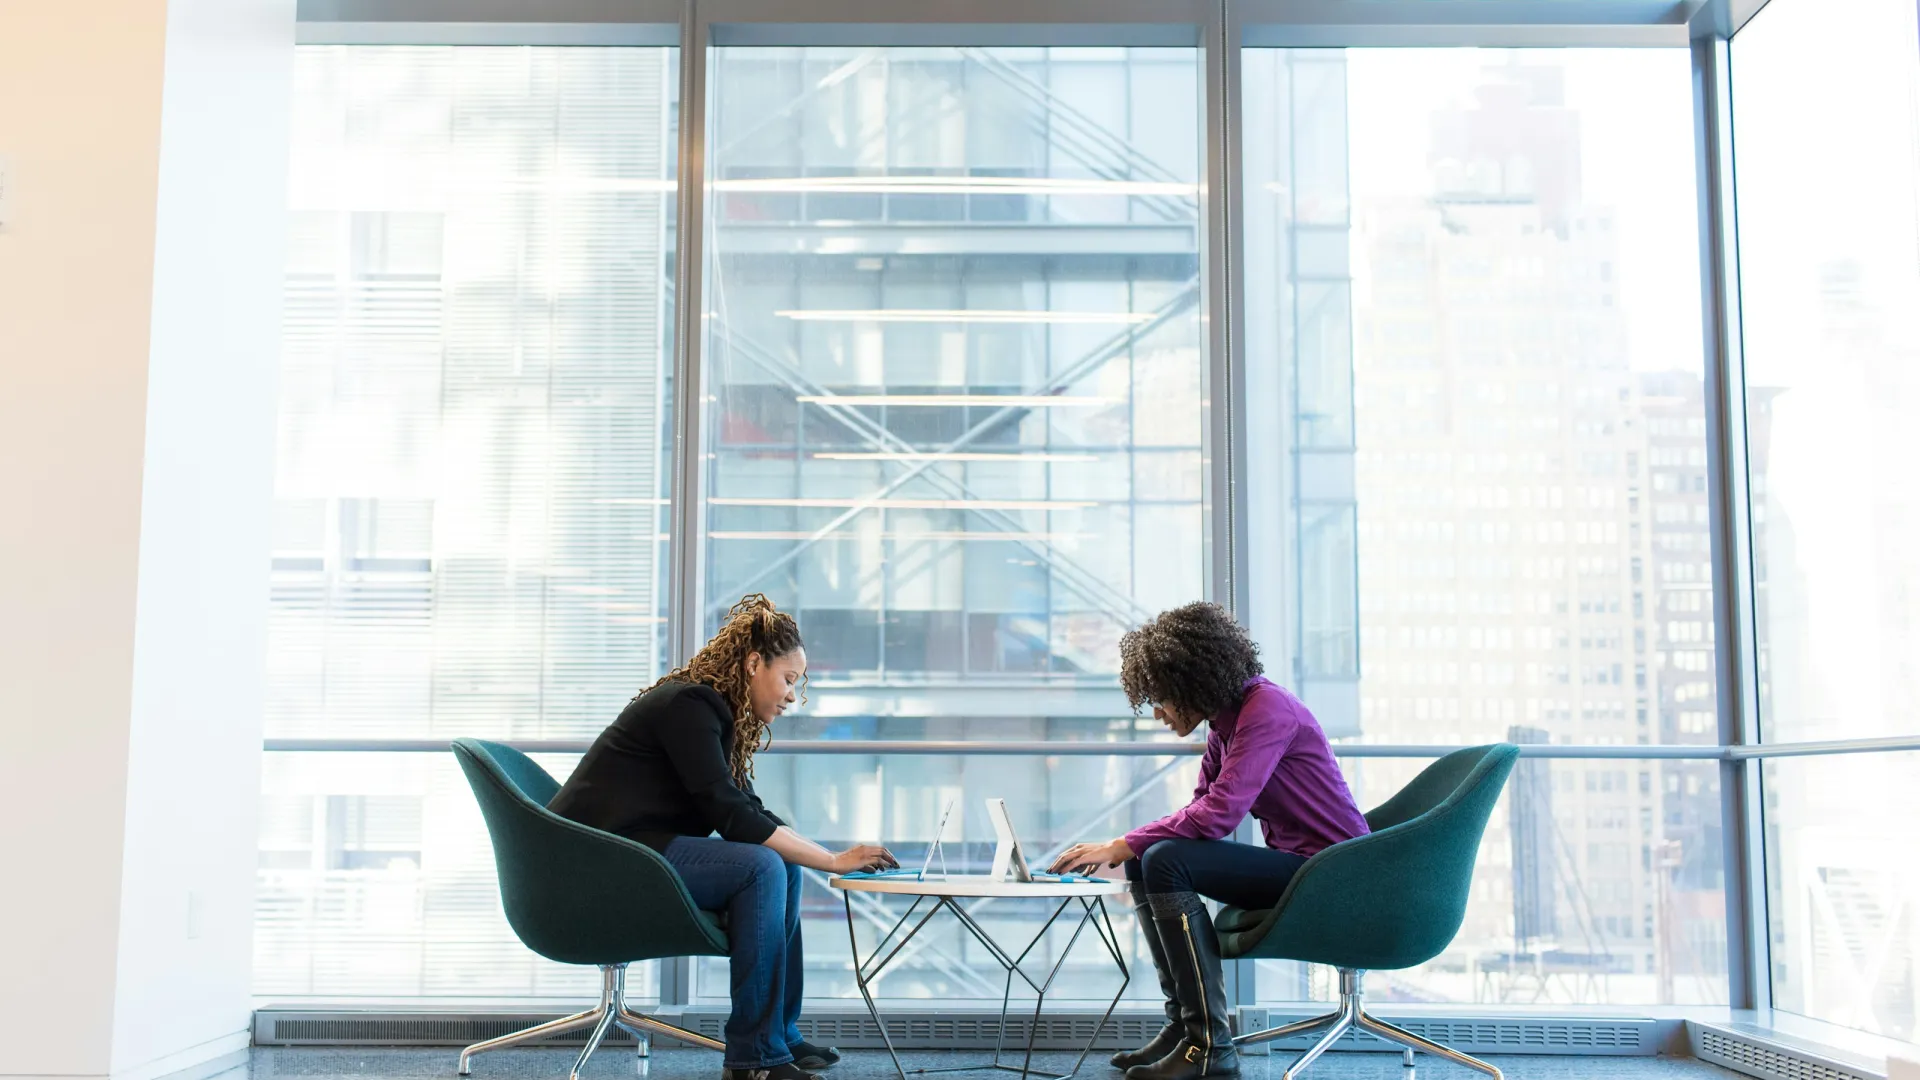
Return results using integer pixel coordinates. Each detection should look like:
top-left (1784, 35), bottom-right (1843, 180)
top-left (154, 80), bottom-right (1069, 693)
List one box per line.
top-left (638, 594), bottom-right (805, 785)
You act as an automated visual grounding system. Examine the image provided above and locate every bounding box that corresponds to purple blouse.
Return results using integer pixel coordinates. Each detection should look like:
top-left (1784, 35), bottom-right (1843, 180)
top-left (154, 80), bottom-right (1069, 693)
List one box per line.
top-left (1123, 676), bottom-right (1370, 858)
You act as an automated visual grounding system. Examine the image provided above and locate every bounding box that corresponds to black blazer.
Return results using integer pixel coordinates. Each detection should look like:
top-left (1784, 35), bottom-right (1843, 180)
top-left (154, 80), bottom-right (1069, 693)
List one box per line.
top-left (549, 680), bottom-right (785, 852)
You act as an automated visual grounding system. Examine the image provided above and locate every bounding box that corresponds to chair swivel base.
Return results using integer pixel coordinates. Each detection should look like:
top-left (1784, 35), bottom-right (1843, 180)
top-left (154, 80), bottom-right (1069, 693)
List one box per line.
top-left (1231, 969), bottom-right (1501, 1080)
top-left (458, 963), bottom-right (724, 1080)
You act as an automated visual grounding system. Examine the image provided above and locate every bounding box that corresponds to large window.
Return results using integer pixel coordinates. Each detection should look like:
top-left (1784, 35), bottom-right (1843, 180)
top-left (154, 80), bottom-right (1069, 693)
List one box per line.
top-left (1762, 752), bottom-right (1920, 1040)
top-left (695, 42), bottom-right (1206, 1004)
top-left (1244, 48), bottom-right (1725, 1005)
top-left (1733, 0), bottom-right (1920, 1039)
top-left (254, 6), bottom-right (1920, 1035)
top-left (259, 44), bottom-right (677, 1000)
top-left (700, 45), bottom-right (1206, 709)
top-left (1732, 0), bottom-right (1920, 746)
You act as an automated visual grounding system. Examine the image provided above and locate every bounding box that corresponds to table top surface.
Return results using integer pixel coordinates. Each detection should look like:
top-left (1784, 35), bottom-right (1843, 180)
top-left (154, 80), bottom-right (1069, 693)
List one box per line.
top-left (828, 873), bottom-right (1130, 897)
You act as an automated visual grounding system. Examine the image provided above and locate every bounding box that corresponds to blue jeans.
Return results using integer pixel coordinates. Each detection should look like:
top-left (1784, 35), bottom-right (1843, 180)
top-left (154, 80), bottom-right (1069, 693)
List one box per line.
top-left (662, 837), bottom-right (806, 1069)
top-left (1125, 838), bottom-right (1309, 910)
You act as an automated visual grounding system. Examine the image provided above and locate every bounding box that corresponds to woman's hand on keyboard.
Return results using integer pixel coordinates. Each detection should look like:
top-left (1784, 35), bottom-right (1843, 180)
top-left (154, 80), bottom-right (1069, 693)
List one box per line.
top-left (1048, 837), bottom-right (1134, 875)
top-left (830, 844), bottom-right (899, 874)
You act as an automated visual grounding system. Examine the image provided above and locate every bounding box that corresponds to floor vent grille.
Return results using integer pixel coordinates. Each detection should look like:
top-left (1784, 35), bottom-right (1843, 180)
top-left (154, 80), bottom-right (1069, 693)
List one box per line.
top-left (1694, 1028), bottom-right (1881, 1080)
top-left (257, 1015), bottom-right (646, 1048)
top-left (1237, 1009), bottom-right (1657, 1056)
top-left (254, 1010), bottom-right (1160, 1051)
top-left (628, 1012), bottom-right (1158, 1050)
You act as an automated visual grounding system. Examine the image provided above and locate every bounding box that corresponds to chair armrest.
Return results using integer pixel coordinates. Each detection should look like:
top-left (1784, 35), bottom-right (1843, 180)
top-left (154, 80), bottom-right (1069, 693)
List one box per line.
top-left (1215, 906), bottom-right (1269, 935)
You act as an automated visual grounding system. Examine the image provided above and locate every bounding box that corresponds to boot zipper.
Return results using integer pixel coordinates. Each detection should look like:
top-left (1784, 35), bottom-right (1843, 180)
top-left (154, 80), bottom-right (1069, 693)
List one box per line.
top-left (1181, 913), bottom-right (1210, 1073)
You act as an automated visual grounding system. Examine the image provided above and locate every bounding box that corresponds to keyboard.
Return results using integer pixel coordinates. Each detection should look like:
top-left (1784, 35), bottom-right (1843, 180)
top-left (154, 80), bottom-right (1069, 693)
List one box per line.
top-left (840, 868), bottom-right (925, 880)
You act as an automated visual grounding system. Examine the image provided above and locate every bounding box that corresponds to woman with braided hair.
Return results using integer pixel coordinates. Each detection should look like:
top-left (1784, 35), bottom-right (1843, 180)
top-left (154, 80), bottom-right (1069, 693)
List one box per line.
top-left (552, 594), bottom-right (895, 1080)
top-left (1048, 602), bottom-right (1370, 1080)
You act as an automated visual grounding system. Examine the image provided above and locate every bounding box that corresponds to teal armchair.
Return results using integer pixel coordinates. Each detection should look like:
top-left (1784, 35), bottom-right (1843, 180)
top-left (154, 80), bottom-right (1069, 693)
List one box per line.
top-left (452, 738), bottom-right (727, 1080)
top-left (1223, 744), bottom-right (1520, 1080)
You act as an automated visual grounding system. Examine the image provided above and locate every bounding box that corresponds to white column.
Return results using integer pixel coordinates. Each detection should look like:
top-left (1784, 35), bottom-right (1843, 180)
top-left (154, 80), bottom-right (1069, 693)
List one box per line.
top-left (0, 4), bottom-right (293, 1080)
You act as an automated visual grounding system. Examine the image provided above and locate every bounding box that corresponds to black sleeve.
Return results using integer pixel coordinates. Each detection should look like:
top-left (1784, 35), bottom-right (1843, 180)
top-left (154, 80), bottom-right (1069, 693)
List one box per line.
top-left (747, 788), bottom-right (787, 829)
top-left (654, 686), bottom-right (782, 845)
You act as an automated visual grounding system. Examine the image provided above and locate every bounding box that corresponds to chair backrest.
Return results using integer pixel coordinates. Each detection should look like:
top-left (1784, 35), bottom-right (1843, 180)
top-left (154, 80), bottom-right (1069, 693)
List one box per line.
top-left (452, 738), bottom-right (728, 966)
top-left (1219, 743), bottom-right (1519, 971)
top-left (1363, 744), bottom-right (1504, 833)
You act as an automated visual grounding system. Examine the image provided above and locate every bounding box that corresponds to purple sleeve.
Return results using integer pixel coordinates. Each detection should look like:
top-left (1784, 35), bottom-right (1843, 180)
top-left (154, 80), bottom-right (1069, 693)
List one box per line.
top-left (1193, 737), bottom-right (1222, 798)
top-left (1124, 693), bottom-right (1299, 854)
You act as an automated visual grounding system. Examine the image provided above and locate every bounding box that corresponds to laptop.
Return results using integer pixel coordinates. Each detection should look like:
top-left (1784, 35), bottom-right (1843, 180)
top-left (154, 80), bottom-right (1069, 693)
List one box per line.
top-left (987, 797), bottom-right (1093, 883)
top-left (842, 797), bottom-right (956, 881)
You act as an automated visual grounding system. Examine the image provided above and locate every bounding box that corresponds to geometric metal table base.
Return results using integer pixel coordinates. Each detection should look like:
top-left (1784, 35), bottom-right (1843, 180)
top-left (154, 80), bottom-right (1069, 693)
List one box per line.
top-left (842, 890), bottom-right (1130, 1080)
top-left (457, 963), bottom-right (724, 1080)
top-left (1232, 969), bottom-right (1502, 1080)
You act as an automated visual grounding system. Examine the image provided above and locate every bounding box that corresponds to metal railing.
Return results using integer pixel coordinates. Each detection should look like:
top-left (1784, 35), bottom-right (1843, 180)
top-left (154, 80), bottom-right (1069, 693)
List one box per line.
top-left (260, 735), bottom-right (1920, 758)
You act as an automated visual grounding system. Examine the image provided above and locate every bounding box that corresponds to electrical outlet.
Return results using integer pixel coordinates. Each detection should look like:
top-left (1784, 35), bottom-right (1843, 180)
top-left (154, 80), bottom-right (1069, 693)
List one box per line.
top-left (186, 890), bottom-right (203, 940)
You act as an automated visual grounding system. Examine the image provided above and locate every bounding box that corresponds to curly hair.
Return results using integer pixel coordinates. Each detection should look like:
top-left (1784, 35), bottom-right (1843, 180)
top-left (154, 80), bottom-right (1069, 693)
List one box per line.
top-left (637, 594), bottom-right (805, 785)
top-left (1118, 601), bottom-right (1263, 721)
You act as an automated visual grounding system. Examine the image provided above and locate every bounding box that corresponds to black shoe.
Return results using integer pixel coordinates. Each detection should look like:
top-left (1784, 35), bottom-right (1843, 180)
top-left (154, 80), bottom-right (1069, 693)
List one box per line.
top-left (1112, 1027), bottom-right (1183, 1073)
top-left (1111, 885), bottom-right (1182, 1071)
top-left (1123, 903), bottom-right (1239, 1080)
top-left (791, 1042), bottom-right (841, 1070)
top-left (722, 1064), bottom-right (819, 1080)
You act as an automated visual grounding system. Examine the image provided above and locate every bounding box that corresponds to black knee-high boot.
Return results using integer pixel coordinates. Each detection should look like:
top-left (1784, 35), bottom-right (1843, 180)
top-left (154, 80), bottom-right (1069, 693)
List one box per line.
top-left (1124, 894), bottom-right (1238, 1080)
top-left (1110, 882), bottom-right (1182, 1070)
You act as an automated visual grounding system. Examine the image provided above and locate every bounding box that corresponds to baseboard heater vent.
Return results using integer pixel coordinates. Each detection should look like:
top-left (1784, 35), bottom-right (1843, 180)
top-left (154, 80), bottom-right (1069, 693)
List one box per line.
top-left (1692, 1025), bottom-right (1883, 1080)
top-left (254, 1009), bottom-right (1161, 1051)
top-left (679, 1011), bottom-right (1160, 1049)
top-left (1235, 1009), bottom-right (1660, 1057)
top-left (255, 1014), bottom-right (647, 1048)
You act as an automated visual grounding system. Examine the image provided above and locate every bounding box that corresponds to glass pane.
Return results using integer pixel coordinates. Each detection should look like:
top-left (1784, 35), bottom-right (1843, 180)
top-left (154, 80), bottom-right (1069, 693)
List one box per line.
top-left (1242, 50), bottom-right (1721, 1006)
top-left (255, 751), bottom-right (657, 1001)
top-left (263, 43), bottom-right (677, 1000)
top-left (1732, 0), bottom-right (1920, 743)
top-left (700, 46), bottom-right (1206, 721)
top-left (1243, 48), bottom-right (1716, 753)
top-left (1764, 751), bottom-right (1920, 1039)
top-left (1255, 756), bottom-right (1727, 1006)
top-left (692, 752), bottom-right (1201, 1005)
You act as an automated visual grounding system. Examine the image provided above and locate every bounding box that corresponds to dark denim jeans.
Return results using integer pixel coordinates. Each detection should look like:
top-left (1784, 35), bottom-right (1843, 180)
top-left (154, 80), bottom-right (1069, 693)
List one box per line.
top-left (662, 836), bottom-right (806, 1069)
top-left (1124, 838), bottom-right (1309, 910)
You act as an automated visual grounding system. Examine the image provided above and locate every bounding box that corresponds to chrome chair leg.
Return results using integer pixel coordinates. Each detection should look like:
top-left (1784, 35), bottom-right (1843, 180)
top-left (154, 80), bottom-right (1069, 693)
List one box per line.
top-left (606, 960), bottom-right (723, 1054)
top-left (1245, 968), bottom-right (1502, 1080)
top-left (1279, 1011), bottom-right (1353, 1080)
top-left (612, 1016), bottom-right (653, 1059)
top-left (459, 962), bottom-right (726, 1077)
top-left (618, 1008), bottom-right (723, 1053)
top-left (572, 1008), bottom-right (619, 1080)
top-left (458, 1009), bottom-right (602, 1075)
top-left (1232, 1009), bottom-right (1342, 1046)
top-left (1354, 1013), bottom-right (1503, 1080)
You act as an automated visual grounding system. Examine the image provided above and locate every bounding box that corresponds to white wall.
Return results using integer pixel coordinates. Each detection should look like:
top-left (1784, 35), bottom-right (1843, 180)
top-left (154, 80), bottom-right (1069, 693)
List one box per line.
top-left (0, 3), bottom-right (293, 1079)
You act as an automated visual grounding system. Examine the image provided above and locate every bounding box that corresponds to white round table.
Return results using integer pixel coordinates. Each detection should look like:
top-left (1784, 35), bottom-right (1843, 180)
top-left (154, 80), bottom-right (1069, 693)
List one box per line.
top-left (828, 875), bottom-right (1133, 1080)
top-left (831, 875), bottom-right (1130, 899)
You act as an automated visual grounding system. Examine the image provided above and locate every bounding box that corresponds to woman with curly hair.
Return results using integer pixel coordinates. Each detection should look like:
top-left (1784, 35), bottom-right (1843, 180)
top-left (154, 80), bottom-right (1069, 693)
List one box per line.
top-left (1050, 602), bottom-right (1370, 1080)
top-left (551, 595), bottom-right (895, 1080)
